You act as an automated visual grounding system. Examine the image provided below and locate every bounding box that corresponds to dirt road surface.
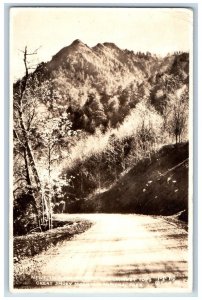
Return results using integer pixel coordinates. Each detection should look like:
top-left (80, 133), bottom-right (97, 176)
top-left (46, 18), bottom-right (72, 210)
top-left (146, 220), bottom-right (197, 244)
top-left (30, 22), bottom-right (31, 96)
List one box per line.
top-left (26, 214), bottom-right (190, 291)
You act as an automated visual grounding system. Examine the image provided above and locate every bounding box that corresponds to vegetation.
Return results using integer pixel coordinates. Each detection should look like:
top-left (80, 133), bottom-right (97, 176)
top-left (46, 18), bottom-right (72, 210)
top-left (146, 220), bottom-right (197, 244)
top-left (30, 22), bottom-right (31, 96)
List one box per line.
top-left (13, 219), bottom-right (92, 261)
top-left (13, 219), bottom-right (92, 287)
top-left (84, 143), bottom-right (189, 217)
top-left (13, 40), bottom-right (189, 235)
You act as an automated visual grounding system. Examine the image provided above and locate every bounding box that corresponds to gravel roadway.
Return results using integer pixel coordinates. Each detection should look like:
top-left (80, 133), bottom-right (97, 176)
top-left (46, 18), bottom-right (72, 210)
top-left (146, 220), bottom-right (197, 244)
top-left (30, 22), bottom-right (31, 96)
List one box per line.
top-left (17, 213), bottom-right (191, 292)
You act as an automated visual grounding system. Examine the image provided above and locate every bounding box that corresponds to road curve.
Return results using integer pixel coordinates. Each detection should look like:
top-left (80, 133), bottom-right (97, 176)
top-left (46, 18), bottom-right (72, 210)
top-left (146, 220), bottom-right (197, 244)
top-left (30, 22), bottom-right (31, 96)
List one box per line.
top-left (32, 214), bottom-right (190, 291)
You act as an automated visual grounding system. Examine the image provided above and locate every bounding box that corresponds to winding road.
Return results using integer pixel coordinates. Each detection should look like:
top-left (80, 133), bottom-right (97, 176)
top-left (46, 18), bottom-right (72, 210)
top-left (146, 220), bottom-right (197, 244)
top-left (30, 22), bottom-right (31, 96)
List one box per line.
top-left (33, 214), bottom-right (190, 291)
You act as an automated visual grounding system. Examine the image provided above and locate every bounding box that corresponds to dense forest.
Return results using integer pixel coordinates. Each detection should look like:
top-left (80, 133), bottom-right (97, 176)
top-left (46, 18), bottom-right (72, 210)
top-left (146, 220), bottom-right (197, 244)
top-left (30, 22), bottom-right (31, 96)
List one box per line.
top-left (13, 40), bottom-right (189, 235)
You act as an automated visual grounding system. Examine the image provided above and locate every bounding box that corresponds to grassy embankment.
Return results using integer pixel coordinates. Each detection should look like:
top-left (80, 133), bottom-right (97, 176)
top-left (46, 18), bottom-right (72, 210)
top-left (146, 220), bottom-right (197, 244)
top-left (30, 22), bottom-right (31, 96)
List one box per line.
top-left (13, 219), bottom-right (92, 262)
top-left (85, 142), bottom-right (189, 223)
top-left (13, 219), bottom-right (92, 287)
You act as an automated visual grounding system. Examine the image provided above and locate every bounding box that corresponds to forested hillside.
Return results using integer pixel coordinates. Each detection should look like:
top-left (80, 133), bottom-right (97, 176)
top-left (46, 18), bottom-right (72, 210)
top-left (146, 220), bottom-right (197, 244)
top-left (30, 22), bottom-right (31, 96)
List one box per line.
top-left (13, 40), bottom-right (189, 235)
top-left (84, 143), bottom-right (189, 218)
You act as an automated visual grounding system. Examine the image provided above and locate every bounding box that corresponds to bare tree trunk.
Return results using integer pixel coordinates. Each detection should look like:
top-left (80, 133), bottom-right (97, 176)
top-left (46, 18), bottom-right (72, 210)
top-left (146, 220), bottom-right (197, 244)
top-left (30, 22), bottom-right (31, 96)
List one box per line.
top-left (15, 46), bottom-right (44, 226)
top-left (48, 144), bottom-right (52, 229)
top-left (18, 111), bottom-right (43, 205)
top-left (23, 147), bottom-right (40, 225)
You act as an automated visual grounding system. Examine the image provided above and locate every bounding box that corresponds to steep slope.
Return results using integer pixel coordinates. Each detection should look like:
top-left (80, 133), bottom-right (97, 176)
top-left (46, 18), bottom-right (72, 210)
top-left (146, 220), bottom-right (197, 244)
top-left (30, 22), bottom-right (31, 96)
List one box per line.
top-left (84, 143), bottom-right (189, 220)
top-left (47, 39), bottom-right (148, 88)
top-left (14, 40), bottom-right (189, 134)
top-left (13, 41), bottom-right (190, 233)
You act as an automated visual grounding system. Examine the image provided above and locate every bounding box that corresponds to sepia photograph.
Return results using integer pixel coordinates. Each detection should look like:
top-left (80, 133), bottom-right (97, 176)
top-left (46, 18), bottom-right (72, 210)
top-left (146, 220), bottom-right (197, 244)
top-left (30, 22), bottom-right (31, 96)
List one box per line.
top-left (10, 6), bottom-right (193, 293)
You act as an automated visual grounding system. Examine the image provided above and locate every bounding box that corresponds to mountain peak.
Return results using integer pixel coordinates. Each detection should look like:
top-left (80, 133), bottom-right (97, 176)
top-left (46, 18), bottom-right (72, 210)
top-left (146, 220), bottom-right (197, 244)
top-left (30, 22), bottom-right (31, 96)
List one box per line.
top-left (103, 42), bottom-right (120, 50)
top-left (95, 43), bottom-right (103, 47)
top-left (52, 39), bottom-right (86, 61)
top-left (71, 39), bottom-right (84, 46)
top-left (93, 43), bottom-right (105, 51)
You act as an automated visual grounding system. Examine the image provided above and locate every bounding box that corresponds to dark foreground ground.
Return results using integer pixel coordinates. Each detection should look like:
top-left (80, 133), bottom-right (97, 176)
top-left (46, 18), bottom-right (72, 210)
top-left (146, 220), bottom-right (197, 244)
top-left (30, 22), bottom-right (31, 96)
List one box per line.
top-left (85, 143), bottom-right (189, 218)
top-left (13, 213), bottom-right (191, 292)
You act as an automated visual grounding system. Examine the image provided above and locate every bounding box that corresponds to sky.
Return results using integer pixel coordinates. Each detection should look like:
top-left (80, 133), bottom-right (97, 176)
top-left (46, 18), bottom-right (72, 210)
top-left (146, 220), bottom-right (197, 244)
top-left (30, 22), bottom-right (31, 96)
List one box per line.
top-left (10, 7), bottom-right (193, 81)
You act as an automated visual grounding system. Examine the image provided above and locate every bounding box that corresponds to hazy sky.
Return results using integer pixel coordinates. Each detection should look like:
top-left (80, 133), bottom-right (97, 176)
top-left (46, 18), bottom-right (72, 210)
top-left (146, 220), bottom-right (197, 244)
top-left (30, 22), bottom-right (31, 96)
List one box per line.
top-left (10, 7), bottom-right (193, 81)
